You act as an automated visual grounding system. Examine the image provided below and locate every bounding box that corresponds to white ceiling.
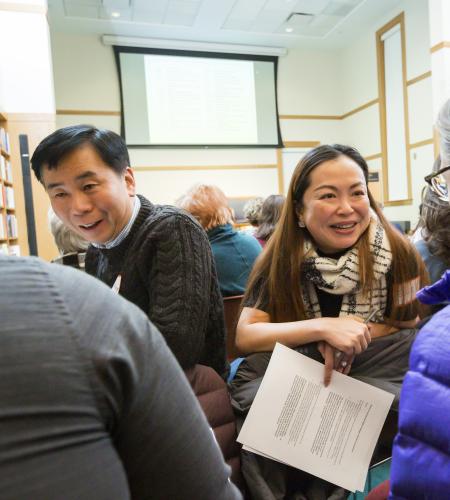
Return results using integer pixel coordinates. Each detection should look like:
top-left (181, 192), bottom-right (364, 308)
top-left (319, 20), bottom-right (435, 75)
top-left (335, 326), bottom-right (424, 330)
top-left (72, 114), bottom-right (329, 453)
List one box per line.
top-left (48, 0), bottom-right (404, 50)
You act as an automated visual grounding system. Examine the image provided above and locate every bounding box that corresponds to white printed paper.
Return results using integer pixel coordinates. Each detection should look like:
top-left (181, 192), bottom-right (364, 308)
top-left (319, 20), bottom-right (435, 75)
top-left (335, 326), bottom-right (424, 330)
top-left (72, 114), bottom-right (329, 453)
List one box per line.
top-left (237, 343), bottom-right (394, 492)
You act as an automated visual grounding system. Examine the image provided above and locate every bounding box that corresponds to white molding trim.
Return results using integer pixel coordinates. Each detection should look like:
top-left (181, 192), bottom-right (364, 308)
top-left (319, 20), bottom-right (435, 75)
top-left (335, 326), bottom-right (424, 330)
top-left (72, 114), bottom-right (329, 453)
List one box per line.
top-left (102, 35), bottom-right (288, 57)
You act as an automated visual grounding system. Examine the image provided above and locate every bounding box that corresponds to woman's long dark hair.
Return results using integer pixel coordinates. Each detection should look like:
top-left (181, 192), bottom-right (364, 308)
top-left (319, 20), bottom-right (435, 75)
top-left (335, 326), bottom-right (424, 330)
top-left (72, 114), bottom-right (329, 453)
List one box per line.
top-left (243, 144), bottom-right (428, 322)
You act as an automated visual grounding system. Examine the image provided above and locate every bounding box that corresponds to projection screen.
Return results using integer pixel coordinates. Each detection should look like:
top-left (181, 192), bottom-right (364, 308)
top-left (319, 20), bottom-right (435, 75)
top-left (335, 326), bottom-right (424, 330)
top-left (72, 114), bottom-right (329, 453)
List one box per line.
top-left (114, 46), bottom-right (283, 148)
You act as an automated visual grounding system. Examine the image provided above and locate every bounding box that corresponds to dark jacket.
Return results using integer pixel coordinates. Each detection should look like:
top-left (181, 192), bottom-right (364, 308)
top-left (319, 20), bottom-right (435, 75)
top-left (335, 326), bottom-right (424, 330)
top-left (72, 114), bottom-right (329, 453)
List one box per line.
top-left (207, 224), bottom-right (261, 297)
top-left (86, 195), bottom-right (227, 376)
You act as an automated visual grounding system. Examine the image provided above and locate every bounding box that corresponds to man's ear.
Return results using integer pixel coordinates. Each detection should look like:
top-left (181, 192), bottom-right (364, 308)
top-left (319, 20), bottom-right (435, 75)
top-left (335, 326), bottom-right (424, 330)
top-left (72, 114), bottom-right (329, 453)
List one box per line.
top-left (124, 167), bottom-right (136, 196)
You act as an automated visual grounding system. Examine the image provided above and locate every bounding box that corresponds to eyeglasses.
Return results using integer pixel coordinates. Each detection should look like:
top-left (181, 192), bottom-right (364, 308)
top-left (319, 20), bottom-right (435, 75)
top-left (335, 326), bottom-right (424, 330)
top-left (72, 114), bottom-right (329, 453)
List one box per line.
top-left (424, 166), bottom-right (450, 202)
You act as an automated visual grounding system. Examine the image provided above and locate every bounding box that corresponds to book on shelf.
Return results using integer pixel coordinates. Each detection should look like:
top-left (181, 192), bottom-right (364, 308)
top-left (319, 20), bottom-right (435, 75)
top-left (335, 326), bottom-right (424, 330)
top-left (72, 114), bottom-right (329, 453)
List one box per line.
top-left (0, 186), bottom-right (4, 209)
top-left (6, 214), bottom-right (18, 239)
top-left (5, 159), bottom-right (13, 183)
top-left (0, 214), bottom-right (5, 240)
top-left (0, 155), bottom-right (5, 179)
top-left (0, 127), bottom-right (9, 153)
top-left (5, 186), bottom-right (15, 209)
top-left (0, 243), bottom-right (8, 255)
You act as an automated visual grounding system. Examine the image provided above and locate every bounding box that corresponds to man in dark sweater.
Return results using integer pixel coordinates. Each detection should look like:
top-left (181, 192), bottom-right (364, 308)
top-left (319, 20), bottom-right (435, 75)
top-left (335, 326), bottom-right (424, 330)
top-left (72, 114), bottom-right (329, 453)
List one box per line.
top-left (31, 125), bottom-right (227, 377)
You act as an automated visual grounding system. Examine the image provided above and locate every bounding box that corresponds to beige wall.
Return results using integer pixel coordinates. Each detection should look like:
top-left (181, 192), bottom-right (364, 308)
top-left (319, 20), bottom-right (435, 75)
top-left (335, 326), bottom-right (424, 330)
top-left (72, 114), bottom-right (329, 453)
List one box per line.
top-left (49, 0), bottom-right (436, 229)
top-left (339, 0), bottom-right (434, 225)
top-left (0, 2), bottom-right (57, 259)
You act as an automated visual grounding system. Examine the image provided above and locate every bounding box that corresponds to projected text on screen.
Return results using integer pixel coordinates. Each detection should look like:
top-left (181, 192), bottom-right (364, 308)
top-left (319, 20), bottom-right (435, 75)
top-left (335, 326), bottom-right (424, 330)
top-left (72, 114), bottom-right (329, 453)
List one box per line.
top-left (116, 47), bottom-right (281, 147)
top-left (145, 55), bottom-right (258, 144)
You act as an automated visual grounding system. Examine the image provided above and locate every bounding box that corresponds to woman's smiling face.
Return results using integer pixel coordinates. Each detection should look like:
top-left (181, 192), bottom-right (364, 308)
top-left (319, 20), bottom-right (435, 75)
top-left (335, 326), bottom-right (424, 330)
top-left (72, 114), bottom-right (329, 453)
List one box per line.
top-left (298, 155), bottom-right (371, 254)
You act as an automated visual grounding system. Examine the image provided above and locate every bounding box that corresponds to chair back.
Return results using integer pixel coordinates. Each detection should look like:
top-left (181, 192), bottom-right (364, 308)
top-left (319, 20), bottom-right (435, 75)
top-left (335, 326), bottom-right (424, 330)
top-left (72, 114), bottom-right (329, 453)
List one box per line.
top-left (223, 295), bottom-right (244, 361)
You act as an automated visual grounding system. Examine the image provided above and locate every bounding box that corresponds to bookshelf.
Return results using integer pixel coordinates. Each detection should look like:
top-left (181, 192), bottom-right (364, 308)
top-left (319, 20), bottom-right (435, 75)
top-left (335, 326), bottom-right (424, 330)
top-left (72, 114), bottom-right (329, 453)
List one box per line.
top-left (0, 112), bottom-right (20, 256)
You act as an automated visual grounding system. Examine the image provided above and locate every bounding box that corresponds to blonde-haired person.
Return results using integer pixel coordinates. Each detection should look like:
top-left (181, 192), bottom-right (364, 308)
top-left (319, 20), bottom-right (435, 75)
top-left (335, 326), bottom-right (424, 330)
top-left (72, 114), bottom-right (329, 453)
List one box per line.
top-left (48, 208), bottom-right (89, 269)
top-left (177, 184), bottom-right (261, 297)
top-left (230, 144), bottom-right (428, 499)
top-left (242, 197), bottom-right (264, 232)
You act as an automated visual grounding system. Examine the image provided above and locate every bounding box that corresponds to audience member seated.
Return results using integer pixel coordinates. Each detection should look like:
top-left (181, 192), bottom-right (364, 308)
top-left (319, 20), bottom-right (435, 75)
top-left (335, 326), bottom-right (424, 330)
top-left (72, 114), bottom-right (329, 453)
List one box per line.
top-left (31, 125), bottom-right (226, 377)
top-left (242, 196), bottom-right (264, 234)
top-left (254, 194), bottom-right (285, 247)
top-left (367, 98), bottom-right (450, 500)
top-left (229, 144), bottom-right (427, 499)
top-left (48, 207), bottom-right (89, 270)
top-left (413, 157), bottom-right (449, 284)
top-left (0, 256), bottom-right (242, 500)
top-left (177, 184), bottom-right (262, 297)
top-left (376, 273), bottom-right (450, 500)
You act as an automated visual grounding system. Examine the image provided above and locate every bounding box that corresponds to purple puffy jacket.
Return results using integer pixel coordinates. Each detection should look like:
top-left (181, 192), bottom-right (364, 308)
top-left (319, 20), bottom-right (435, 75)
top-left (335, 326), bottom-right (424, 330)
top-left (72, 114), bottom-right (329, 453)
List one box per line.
top-left (389, 271), bottom-right (450, 499)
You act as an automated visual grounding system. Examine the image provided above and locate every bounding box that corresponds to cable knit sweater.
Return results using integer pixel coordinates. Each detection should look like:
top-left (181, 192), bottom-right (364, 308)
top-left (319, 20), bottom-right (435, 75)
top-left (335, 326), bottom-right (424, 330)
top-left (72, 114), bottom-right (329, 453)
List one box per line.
top-left (85, 195), bottom-right (227, 376)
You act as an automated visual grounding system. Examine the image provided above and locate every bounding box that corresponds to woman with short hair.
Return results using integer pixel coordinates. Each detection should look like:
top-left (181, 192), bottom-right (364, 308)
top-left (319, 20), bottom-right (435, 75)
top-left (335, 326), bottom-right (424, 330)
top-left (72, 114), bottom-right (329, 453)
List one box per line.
top-left (254, 194), bottom-right (285, 247)
top-left (177, 184), bottom-right (261, 297)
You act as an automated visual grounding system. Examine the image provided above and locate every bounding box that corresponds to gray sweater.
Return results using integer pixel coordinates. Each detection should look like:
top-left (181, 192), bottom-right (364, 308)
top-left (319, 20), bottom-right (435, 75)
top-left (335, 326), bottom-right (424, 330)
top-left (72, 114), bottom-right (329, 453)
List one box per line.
top-left (0, 256), bottom-right (241, 500)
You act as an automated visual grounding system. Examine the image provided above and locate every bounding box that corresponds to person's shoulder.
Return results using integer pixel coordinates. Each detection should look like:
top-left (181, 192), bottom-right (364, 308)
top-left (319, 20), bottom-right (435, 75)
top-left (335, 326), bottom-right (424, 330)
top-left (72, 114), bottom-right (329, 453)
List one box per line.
top-left (1, 255), bottom-right (85, 284)
top-left (235, 229), bottom-right (263, 249)
top-left (0, 255), bottom-right (127, 311)
top-left (0, 254), bottom-right (43, 273)
top-left (412, 304), bottom-right (450, 368)
top-left (236, 228), bottom-right (261, 243)
top-left (414, 237), bottom-right (427, 251)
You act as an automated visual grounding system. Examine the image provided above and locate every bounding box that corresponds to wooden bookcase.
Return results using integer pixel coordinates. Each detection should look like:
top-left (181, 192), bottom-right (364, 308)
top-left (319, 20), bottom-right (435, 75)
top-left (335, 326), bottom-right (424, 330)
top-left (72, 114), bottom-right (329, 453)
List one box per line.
top-left (0, 112), bottom-right (20, 256)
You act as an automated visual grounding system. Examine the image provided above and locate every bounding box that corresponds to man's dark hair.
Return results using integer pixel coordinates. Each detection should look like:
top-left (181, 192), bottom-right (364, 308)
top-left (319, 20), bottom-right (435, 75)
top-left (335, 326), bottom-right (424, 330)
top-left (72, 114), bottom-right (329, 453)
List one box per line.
top-left (30, 125), bottom-right (130, 183)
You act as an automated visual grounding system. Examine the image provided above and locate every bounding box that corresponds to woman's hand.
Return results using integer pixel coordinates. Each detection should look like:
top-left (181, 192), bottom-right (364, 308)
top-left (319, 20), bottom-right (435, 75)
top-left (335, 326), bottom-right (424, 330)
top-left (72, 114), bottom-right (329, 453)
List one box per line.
top-left (318, 342), bottom-right (354, 386)
top-left (317, 316), bottom-right (371, 356)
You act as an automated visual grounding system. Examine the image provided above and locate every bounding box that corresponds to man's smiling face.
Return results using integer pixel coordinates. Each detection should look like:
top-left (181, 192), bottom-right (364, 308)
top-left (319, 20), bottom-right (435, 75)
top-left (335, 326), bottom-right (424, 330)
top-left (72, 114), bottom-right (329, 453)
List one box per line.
top-left (42, 144), bottom-right (136, 244)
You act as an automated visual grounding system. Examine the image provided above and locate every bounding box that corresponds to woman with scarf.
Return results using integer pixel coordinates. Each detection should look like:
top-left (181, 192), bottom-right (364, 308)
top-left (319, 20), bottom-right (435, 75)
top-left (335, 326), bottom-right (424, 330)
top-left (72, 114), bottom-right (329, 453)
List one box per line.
top-left (230, 144), bottom-right (428, 500)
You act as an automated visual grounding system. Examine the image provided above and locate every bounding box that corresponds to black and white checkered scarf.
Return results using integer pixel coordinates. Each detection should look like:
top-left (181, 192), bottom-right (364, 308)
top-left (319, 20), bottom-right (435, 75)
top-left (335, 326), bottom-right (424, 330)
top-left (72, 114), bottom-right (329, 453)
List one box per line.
top-left (300, 216), bottom-right (392, 322)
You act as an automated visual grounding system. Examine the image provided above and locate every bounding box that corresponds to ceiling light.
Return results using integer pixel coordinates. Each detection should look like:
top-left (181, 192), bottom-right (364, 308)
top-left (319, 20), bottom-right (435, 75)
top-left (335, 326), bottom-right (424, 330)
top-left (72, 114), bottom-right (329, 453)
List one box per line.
top-left (111, 11), bottom-right (120, 18)
top-left (285, 27), bottom-right (294, 33)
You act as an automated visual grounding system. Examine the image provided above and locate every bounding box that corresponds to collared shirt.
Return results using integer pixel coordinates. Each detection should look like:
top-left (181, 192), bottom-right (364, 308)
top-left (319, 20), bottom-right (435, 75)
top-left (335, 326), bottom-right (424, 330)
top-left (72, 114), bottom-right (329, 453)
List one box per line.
top-left (92, 196), bottom-right (141, 250)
